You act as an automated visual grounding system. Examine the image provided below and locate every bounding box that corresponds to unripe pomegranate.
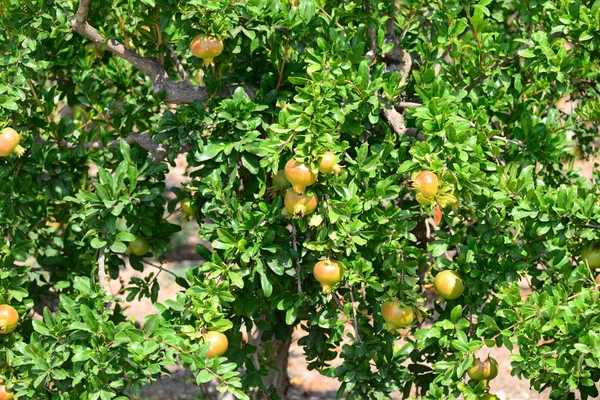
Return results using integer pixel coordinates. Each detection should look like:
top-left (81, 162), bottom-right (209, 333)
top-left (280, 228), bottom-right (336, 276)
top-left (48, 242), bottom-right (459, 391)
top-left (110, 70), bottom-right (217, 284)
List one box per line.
top-left (381, 300), bottom-right (414, 330)
top-left (433, 270), bottom-right (464, 300)
top-left (0, 382), bottom-right (14, 400)
top-left (203, 331), bottom-right (228, 358)
top-left (313, 259), bottom-right (343, 293)
top-left (284, 189), bottom-right (318, 217)
top-left (318, 152), bottom-right (343, 174)
top-left (0, 128), bottom-right (25, 157)
top-left (272, 170), bottom-right (290, 192)
top-left (190, 35), bottom-right (224, 66)
top-left (582, 246), bottom-right (600, 268)
top-left (0, 305), bottom-right (19, 335)
top-left (467, 358), bottom-right (486, 380)
top-left (410, 171), bottom-right (439, 199)
top-left (181, 197), bottom-right (194, 218)
top-left (479, 395), bottom-right (500, 400)
top-left (596, 274), bottom-right (600, 286)
top-left (128, 236), bottom-right (150, 256)
top-left (284, 159), bottom-right (317, 194)
top-left (482, 357), bottom-right (499, 380)
top-left (468, 356), bottom-right (498, 381)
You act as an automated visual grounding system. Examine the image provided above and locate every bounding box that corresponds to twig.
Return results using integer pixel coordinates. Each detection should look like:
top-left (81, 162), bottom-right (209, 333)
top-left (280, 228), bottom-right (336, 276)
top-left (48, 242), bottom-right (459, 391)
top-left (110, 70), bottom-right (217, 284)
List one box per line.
top-left (97, 244), bottom-right (112, 311)
top-left (275, 36), bottom-right (290, 91)
top-left (143, 260), bottom-right (180, 279)
top-left (166, 44), bottom-right (189, 83)
top-left (71, 0), bottom-right (249, 104)
top-left (155, 23), bottom-right (164, 65)
top-left (291, 221), bottom-right (302, 293)
top-left (581, 224), bottom-right (600, 229)
top-left (490, 135), bottom-right (526, 149)
top-left (465, 2), bottom-right (484, 70)
top-left (398, 101), bottom-right (421, 108)
top-left (27, 80), bottom-right (52, 124)
top-left (349, 288), bottom-right (361, 343)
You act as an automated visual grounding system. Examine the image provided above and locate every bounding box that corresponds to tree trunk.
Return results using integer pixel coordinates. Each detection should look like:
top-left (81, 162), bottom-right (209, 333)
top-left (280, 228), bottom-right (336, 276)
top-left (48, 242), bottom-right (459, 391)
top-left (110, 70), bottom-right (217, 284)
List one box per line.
top-left (257, 333), bottom-right (292, 399)
top-left (246, 322), bottom-right (294, 400)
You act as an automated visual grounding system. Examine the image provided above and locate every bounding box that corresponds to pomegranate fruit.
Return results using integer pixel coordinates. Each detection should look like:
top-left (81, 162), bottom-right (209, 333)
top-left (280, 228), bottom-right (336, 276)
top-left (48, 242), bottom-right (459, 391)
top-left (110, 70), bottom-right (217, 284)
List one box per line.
top-left (468, 356), bottom-right (498, 380)
top-left (596, 274), bottom-right (600, 286)
top-left (482, 357), bottom-right (499, 380)
top-left (381, 300), bottom-right (414, 330)
top-left (190, 35), bottom-right (223, 66)
top-left (128, 236), bottom-right (150, 256)
top-left (284, 159), bottom-right (317, 194)
top-left (0, 382), bottom-right (14, 400)
top-left (582, 246), bottom-right (600, 268)
top-left (318, 152), bottom-right (343, 174)
top-left (203, 331), bottom-right (228, 358)
top-left (181, 197), bottom-right (194, 217)
top-left (433, 270), bottom-right (464, 300)
top-left (0, 305), bottom-right (19, 335)
top-left (313, 259), bottom-right (343, 293)
top-left (467, 358), bottom-right (486, 380)
top-left (0, 128), bottom-right (25, 157)
top-left (272, 170), bottom-right (290, 192)
top-left (409, 171), bottom-right (439, 199)
top-left (284, 189), bottom-right (318, 217)
top-left (479, 395), bottom-right (500, 400)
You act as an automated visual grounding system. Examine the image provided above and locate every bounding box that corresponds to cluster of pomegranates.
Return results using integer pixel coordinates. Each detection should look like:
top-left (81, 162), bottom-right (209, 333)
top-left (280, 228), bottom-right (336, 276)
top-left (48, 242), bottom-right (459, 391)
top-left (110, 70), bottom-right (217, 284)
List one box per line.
top-left (277, 152), bottom-right (342, 217)
top-left (0, 127), bottom-right (25, 157)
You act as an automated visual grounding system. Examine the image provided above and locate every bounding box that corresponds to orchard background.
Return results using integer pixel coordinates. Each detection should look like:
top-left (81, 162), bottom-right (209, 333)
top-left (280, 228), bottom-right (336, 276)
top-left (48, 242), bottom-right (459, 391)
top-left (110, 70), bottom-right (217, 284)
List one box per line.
top-left (1, 0), bottom-right (600, 399)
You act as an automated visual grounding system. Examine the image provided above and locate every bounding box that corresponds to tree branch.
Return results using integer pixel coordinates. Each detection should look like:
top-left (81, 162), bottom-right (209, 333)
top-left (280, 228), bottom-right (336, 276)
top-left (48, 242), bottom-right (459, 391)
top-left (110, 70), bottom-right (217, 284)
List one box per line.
top-left (349, 288), bottom-right (361, 343)
top-left (382, 106), bottom-right (407, 135)
top-left (71, 0), bottom-right (248, 104)
top-left (490, 135), bottom-right (526, 149)
top-left (166, 44), bottom-right (189, 84)
top-left (97, 245), bottom-right (112, 311)
top-left (364, 0), bottom-right (378, 52)
top-left (291, 221), bottom-right (302, 294)
top-left (60, 132), bottom-right (183, 164)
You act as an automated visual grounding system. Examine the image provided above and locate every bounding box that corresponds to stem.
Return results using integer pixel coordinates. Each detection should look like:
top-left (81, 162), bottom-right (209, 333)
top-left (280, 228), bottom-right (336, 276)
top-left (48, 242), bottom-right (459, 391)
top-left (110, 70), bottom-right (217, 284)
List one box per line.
top-left (275, 36), bottom-right (290, 91)
top-left (291, 221), bottom-right (302, 293)
top-left (97, 243), bottom-right (112, 311)
top-left (489, 135), bottom-right (526, 149)
top-left (349, 288), bottom-right (361, 342)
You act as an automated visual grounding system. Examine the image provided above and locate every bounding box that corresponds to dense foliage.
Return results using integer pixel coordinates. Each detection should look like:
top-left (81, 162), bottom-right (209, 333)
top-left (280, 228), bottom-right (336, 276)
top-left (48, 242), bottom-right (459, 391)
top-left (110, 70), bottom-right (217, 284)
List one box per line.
top-left (1, 0), bottom-right (600, 399)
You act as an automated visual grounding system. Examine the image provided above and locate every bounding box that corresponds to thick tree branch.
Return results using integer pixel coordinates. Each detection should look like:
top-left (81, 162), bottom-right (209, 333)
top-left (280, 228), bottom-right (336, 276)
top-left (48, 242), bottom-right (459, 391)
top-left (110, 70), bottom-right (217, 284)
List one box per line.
top-left (71, 0), bottom-right (248, 104)
top-left (60, 132), bottom-right (189, 164)
top-left (382, 106), bottom-right (407, 135)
